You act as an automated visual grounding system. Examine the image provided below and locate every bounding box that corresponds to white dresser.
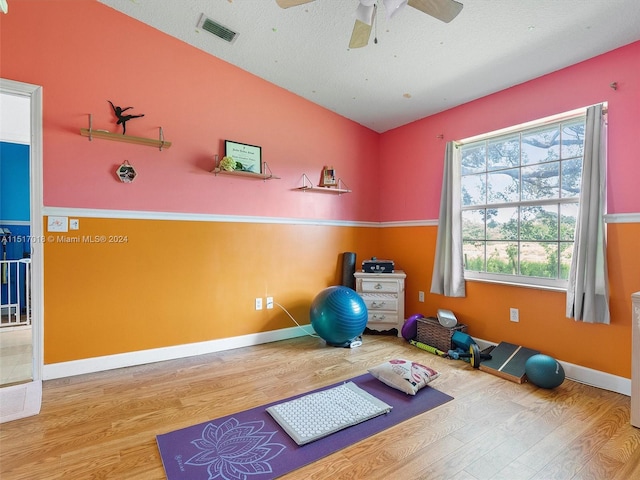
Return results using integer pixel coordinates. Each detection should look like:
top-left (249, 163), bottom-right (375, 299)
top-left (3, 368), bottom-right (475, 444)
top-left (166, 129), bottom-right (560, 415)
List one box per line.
top-left (632, 292), bottom-right (640, 428)
top-left (354, 270), bottom-right (406, 337)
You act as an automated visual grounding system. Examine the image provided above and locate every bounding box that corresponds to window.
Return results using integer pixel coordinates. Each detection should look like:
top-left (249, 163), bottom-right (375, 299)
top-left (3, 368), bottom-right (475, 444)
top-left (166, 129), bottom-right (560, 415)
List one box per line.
top-left (460, 113), bottom-right (586, 289)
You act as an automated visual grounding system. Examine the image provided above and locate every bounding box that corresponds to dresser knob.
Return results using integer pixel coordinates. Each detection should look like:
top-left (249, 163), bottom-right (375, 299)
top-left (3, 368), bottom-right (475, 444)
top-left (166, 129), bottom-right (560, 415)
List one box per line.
top-left (371, 301), bottom-right (386, 308)
top-left (374, 283), bottom-right (383, 289)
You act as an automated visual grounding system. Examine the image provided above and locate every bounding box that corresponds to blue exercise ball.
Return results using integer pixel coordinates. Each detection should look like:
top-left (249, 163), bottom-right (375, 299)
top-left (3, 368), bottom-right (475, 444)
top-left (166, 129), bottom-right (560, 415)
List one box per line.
top-left (525, 354), bottom-right (565, 389)
top-left (310, 286), bottom-right (368, 347)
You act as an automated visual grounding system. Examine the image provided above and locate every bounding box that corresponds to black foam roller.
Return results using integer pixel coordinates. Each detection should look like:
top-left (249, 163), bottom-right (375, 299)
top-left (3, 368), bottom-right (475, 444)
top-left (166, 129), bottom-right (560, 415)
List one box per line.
top-left (341, 252), bottom-right (356, 289)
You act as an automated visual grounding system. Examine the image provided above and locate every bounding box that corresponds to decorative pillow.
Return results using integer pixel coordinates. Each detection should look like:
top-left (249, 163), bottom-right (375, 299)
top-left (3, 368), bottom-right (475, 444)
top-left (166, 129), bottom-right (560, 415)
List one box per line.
top-left (368, 359), bottom-right (440, 395)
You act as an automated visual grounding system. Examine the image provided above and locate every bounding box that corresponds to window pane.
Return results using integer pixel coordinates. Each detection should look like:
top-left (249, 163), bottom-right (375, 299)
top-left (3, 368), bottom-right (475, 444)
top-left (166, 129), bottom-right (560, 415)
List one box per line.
top-left (522, 125), bottom-right (560, 165)
top-left (486, 207), bottom-right (518, 240)
top-left (561, 119), bottom-right (585, 159)
top-left (560, 203), bottom-right (578, 241)
top-left (487, 169), bottom-right (519, 203)
top-left (521, 205), bottom-right (558, 241)
top-left (461, 143), bottom-right (486, 175)
top-left (486, 241), bottom-right (518, 274)
top-left (461, 173), bottom-right (485, 206)
top-left (561, 158), bottom-right (582, 198)
top-left (487, 135), bottom-right (520, 170)
top-left (463, 241), bottom-right (485, 272)
top-left (462, 209), bottom-right (486, 240)
top-left (459, 113), bottom-right (586, 286)
top-left (560, 242), bottom-right (573, 280)
top-left (520, 242), bottom-right (557, 278)
top-left (521, 162), bottom-right (560, 200)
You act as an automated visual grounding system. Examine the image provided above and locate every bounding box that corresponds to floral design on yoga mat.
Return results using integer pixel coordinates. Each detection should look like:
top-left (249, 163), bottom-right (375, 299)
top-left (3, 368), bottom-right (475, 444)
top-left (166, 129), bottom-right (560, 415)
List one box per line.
top-left (186, 418), bottom-right (286, 480)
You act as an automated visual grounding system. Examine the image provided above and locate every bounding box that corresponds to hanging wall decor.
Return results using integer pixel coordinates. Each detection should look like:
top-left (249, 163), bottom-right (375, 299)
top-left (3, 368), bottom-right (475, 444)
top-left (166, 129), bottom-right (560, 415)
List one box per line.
top-left (108, 101), bottom-right (145, 135)
top-left (224, 140), bottom-right (262, 174)
top-left (319, 165), bottom-right (337, 187)
top-left (116, 160), bottom-right (137, 183)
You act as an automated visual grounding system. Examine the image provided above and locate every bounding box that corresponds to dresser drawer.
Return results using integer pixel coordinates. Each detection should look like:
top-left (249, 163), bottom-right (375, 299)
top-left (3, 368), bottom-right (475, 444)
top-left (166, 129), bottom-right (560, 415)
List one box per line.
top-left (360, 279), bottom-right (401, 294)
top-left (368, 312), bottom-right (399, 324)
top-left (354, 270), bottom-right (406, 337)
top-left (361, 293), bottom-right (398, 312)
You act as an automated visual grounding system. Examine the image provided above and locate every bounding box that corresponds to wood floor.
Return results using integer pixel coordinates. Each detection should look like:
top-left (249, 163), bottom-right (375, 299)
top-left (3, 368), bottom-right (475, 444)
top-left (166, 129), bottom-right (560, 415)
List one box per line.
top-left (1, 334), bottom-right (639, 480)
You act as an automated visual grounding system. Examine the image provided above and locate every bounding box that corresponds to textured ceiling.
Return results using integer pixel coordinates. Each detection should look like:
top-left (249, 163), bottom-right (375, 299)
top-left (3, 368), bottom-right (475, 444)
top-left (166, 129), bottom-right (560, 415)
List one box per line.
top-left (98, 0), bottom-right (640, 133)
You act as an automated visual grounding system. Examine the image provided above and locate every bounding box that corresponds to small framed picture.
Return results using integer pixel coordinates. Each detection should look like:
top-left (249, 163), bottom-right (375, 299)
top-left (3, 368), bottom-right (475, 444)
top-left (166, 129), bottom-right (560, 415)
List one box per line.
top-left (116, 161), bottom-right (137, 183)
top-left (224, 140), bottom-right (262, 174)
top-left (320, 166), bottom-right (337, 187)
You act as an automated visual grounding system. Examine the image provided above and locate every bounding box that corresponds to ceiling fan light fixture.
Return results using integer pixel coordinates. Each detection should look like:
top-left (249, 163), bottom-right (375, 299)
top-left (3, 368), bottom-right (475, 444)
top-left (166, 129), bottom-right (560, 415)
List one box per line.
top-left (355, 3), bottom-right (376, 25)
top-left (383, 0), bottom-right (408, 19)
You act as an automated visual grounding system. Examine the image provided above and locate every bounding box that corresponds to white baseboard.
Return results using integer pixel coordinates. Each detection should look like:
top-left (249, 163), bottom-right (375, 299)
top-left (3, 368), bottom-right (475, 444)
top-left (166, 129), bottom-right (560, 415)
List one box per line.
top-left (474, 338), bottom-right (631, 396)
top-left (42, 330), bottom-right (630, 397)
top-left (43, 326), bottom-right (315, 380)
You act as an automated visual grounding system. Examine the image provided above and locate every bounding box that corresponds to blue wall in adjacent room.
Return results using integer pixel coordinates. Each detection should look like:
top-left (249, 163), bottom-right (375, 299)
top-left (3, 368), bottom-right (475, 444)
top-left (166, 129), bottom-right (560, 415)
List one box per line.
top-left (0, 141), bottom-right (30, 222)
top-left (1, 141), bottom-right (30, 311)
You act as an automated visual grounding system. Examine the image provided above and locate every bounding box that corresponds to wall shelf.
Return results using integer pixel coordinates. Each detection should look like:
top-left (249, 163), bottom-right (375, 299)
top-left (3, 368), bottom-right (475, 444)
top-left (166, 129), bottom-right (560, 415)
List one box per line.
top-left (296, 173), bottom-right (351, 194)
top-left (80, 114), bottom-right (171, 150)
top-left (212, 161), bottom-right (279, 181)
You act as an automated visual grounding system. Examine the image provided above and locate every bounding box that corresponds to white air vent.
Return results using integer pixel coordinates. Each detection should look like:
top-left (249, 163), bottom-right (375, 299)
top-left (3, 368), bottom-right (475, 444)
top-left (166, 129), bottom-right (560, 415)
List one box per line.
top-left (197, 14), bottom-right (238, 44)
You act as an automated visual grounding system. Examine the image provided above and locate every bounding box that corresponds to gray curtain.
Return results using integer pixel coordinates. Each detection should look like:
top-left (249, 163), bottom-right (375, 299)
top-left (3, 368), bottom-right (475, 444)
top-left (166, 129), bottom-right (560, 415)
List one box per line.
top-left (566, 104), bottom-right (610, 323)
top-left (430, 141), bottom-right (465, 297)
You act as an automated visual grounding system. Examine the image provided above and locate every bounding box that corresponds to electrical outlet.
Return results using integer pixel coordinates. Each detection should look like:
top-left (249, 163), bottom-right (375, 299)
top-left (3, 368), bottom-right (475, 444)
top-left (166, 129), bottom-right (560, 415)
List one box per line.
top-left (418, 291), bottom-right (425, 302)
top-left (255, 298), bottom-right (263, 310)
top-left (266, 297), bottom-right (273, 309)
top-left (510, 308), bottom-right (519, 322)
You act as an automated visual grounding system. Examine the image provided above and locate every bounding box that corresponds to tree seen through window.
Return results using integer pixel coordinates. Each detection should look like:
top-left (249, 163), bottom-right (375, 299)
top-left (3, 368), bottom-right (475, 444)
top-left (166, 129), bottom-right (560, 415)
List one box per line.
top-left (461, 117), bottom-right (585, 283)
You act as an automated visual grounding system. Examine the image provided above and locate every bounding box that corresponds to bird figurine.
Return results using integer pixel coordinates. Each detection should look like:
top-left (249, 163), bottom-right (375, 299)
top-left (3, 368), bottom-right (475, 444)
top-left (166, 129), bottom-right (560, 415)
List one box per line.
top-left (108, 101), bottom-right (144, 135)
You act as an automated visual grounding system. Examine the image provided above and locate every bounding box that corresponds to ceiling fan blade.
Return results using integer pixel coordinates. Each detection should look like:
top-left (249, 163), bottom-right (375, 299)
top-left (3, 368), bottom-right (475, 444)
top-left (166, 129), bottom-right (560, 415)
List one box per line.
top-left (355, 2), bottom-right (376, 24)
top-left (349, 19), bottom-right (373, 48)
top-left (275, 0), bottom-right (316, 8)
top-left (407, 0), bottom-right (463, 23)
top-left (383, 0), bottom-right (409, 20)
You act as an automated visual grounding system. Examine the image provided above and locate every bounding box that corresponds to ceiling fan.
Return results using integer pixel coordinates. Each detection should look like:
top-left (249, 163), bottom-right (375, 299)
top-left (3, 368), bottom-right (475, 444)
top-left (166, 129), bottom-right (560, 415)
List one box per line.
top-left (276, 0), bottom-right (463, 48)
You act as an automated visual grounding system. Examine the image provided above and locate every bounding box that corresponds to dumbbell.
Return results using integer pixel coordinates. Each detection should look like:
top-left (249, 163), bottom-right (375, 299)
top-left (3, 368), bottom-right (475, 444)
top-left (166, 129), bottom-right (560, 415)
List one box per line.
top-left (447, 344), bottom-right (492, 368)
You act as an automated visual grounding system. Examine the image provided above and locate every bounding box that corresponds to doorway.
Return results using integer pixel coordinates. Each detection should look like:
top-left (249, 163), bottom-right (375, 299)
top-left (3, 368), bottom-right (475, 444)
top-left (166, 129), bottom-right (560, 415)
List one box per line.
top-left (0, 78), bottom-right (44, 422)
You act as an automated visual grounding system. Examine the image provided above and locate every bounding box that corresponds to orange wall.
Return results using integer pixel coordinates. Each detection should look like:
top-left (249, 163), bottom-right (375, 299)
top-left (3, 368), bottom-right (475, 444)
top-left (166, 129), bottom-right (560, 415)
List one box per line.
top-left (43, 217), bottom-right (379, 364)
top-left (378, 223), bottom-right (639, 377)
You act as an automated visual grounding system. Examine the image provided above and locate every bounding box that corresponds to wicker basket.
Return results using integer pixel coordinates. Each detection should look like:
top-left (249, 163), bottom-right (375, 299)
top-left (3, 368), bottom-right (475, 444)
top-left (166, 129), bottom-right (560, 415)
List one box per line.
top-left (416, 316), bottom-right (467, 352)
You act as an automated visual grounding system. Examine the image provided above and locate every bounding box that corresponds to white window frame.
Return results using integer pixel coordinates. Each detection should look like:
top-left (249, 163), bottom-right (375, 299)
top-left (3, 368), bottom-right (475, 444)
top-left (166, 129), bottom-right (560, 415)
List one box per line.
top-left (458, 107), bottom-right (590, 291)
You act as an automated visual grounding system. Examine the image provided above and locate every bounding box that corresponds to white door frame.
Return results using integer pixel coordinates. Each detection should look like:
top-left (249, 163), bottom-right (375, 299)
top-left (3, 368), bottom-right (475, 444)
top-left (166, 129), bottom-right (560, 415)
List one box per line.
top-left (0, 78), bottom-right (44, 422)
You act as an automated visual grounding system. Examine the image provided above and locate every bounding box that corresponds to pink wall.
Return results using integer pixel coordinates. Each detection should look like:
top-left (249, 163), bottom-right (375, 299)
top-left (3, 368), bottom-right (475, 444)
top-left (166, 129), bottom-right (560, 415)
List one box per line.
top-left (0, 1), bottom-right (380, 221)
top-left (3, 2), bottom-right (636, 223)
top-left (379, 41), bottom-right (640, 222)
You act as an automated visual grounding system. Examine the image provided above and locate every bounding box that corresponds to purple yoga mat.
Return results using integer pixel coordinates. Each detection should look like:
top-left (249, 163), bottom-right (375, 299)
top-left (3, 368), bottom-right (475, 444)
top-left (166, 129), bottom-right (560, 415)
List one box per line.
top-left (156, 373), bottom-right (453, 480)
